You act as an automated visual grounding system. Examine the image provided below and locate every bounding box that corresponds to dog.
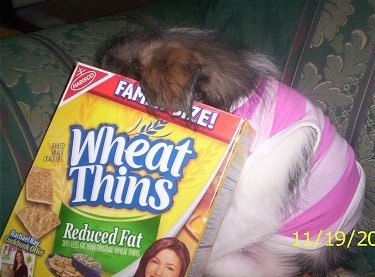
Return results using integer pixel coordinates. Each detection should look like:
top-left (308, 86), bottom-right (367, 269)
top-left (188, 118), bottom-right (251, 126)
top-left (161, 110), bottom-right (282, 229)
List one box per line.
top-left (97, 27), bottom-right (366, 277)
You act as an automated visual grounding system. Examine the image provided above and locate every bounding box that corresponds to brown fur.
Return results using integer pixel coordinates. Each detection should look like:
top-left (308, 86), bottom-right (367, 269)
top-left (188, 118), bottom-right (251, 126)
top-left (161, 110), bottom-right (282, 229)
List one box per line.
top-left (98, 27), bottom-right (278, 114)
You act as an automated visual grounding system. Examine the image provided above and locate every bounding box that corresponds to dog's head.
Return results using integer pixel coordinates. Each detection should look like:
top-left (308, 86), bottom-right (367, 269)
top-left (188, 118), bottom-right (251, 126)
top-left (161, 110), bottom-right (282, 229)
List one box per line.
top-left (98, 28), bottom-right (279, 115)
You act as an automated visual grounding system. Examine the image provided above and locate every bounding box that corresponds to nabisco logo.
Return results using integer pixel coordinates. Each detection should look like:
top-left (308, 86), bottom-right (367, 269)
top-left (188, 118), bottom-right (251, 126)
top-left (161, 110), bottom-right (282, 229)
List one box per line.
top-left (71, 67), bottom-right (96, 91)
top-left (60, 63), bottom-right (111, 106)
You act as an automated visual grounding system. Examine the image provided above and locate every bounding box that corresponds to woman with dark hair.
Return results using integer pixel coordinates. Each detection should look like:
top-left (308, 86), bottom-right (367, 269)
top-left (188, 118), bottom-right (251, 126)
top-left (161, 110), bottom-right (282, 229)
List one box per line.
top-left (11, 249), bottom-right (28, 277)
top-left (134, 237), bottom-right (190, 277)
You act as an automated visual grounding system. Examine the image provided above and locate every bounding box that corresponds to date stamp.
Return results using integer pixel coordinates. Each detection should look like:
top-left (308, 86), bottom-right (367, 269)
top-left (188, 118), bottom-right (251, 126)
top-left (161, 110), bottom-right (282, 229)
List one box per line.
top-left (292, 230), bottom-right (375, 248)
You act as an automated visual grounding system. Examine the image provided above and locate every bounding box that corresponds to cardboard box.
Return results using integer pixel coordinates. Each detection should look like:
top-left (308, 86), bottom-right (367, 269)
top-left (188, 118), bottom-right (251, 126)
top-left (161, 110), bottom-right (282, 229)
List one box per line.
top-left (0, 63), bottom-right (252, 276)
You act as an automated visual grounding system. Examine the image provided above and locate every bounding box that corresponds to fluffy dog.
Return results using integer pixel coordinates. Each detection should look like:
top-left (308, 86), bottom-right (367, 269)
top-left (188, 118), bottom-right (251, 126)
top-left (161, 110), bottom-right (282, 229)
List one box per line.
top-left (98, 27), bottom-right (366, 277)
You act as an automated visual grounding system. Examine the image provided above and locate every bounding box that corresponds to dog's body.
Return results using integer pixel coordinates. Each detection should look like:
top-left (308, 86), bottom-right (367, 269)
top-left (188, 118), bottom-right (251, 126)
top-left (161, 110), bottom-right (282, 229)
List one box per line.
top-left (98, 28), bottom-right (366, 276)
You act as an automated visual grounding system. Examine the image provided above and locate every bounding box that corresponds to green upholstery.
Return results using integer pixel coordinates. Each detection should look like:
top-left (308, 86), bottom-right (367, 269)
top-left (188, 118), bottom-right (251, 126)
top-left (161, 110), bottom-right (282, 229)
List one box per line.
top-left (1, 0), bottom-right (373, 273)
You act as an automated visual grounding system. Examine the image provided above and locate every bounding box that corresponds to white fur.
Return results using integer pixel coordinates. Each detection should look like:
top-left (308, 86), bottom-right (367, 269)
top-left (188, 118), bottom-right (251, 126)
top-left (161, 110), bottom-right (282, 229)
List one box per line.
top-left (205, 126), bottom-right (317, 276)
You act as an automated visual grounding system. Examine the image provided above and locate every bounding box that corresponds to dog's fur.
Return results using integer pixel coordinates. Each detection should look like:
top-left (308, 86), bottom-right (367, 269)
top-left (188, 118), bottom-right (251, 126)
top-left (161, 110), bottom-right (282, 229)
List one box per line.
top-left (98, 28), bottom-right (364, 277)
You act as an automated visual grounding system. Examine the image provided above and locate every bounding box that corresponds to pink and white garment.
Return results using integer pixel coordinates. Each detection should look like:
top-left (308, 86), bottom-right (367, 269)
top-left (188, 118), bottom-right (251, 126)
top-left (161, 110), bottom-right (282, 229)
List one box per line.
top-left (233, 79), bottom-right (366, 248)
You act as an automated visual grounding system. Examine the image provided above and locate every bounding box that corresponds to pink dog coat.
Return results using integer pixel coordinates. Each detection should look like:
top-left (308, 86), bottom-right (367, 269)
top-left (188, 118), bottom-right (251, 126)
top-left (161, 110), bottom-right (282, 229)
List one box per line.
top-left (233, 79), bottom-right (365, 248)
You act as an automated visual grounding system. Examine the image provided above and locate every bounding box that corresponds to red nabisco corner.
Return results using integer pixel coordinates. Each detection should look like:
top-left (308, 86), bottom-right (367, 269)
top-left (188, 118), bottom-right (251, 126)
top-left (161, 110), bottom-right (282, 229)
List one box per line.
top-left (61, 63), bottom-right (114, 105)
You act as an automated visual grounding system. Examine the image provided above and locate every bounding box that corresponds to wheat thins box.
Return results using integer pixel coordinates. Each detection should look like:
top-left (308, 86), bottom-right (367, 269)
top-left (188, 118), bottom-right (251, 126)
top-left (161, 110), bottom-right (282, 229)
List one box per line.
top-left (0, 63), bottom-right (253, 277)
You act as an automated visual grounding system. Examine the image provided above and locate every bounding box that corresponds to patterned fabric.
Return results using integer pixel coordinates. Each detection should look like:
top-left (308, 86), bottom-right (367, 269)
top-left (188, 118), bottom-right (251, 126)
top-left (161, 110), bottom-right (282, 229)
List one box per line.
top-left (202, 0), bottom-right (310, 70)
top-left (0, 81), bottom-right (37, 230)
top-left (287, 0), bottom-right (375, 273)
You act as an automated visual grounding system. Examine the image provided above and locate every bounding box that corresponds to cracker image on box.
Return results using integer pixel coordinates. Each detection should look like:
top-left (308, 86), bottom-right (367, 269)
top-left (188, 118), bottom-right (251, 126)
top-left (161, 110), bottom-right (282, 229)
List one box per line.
top-left (26, 167), bottom-right (53, 204)
top-left (0, 63), bottom-right (253, 276)
top-left (16, 203), bottom-right (60, 239)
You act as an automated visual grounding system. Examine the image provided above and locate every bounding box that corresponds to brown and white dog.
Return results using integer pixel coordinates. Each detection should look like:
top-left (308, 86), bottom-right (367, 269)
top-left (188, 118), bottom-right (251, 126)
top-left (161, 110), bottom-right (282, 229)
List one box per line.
top-left (98, 27), bottom-right (366, 277)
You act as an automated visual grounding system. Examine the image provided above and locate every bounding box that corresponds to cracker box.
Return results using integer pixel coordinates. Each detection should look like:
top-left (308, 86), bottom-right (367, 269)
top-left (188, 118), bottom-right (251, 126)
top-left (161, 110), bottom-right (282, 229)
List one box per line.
top-left (0, 63), bottom-right (253, 277)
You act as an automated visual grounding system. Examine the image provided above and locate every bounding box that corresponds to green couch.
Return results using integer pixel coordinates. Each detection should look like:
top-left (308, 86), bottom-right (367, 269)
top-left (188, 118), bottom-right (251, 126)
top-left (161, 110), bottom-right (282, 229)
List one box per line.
top-left (1, 0), bottom-right (374, 274)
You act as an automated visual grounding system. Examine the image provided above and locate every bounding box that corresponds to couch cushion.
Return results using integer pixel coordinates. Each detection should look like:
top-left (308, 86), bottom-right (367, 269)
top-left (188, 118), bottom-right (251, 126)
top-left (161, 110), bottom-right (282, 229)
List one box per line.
top-left (201, 0), bottom-right (316, 70)
top-left (0, 83), bottom-right (37, 232)
top-left (289, 0), bottom-right (375, 273)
